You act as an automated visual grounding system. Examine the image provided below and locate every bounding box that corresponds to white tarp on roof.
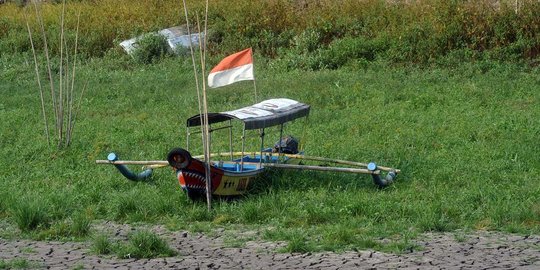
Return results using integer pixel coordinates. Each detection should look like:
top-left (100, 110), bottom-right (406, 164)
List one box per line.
top-left (186, 98), bottom-right (311, 130)
top-left (119, 26), bottom-right (204, 55)
top-left (224, 98), bottom-right (300, 120)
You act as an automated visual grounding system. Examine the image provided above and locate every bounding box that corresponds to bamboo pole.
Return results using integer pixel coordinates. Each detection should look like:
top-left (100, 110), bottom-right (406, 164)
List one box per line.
top-left (252, 69), bottom-right (258, 103)
top-left (33, 0), bottom-right (57, 140)
top-left (57, 0), bottom-right (66, 147)
top-left (203, 1), bottom-right (212, 209)
top-left (180, 0), bottom-right (205, 155)
top-left (66, 8), bottom-right (81, 146)
top-left (69, 80), bottom-right (87, 142)
top-left (193, 152), bottom-right (401, 173)
top-left (261, 163), bottom-right (380, 175)
top-left (228, 119), bottom-right (233, 161)
top-left (95, 159), bottom-right (380, 175)
top-left (97, 153), bottom-right (399, 173)
top-left (196, 12), bottom-right (212, 211)
top-left (96, 160), bottom-right (168, 165)
top-left (25, 10), bottom-right (50, 147)
top-left (96, 152), bottom-right (401, 174)
top-left (181, 0), bottom-right (210, 209)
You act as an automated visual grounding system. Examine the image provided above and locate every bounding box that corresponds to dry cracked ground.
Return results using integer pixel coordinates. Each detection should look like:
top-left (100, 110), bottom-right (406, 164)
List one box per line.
top-left (1, 221), bottom-right (539, 269)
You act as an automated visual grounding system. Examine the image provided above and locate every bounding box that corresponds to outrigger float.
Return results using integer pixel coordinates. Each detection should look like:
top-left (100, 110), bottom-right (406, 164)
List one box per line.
top-left (96, 98), bottom-right (400, 200)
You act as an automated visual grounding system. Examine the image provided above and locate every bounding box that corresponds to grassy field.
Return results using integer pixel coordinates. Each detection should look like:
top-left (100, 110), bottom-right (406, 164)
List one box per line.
top-left (0, 51), bottom-right (539, 253)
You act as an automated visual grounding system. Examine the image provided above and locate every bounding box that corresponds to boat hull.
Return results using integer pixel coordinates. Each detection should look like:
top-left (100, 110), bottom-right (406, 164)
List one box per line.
top-left (175, 158), bottom-right (264, 199)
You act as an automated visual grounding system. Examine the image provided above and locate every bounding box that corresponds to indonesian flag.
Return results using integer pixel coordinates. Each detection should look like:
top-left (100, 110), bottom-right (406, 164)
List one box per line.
top-left (208, 48), bottom-right (254, 88)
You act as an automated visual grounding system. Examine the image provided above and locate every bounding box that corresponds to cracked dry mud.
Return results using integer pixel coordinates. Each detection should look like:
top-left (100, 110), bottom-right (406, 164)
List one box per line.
top-left (1, 222), bottom-right (539, 269)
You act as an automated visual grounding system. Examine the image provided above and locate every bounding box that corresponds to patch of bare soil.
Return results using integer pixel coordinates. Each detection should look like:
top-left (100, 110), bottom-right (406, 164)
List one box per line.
top-left (1, 221), bottom-right (539, 269)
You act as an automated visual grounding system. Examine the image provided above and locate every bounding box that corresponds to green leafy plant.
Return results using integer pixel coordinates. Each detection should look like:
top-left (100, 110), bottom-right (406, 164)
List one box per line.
top-left (131, 33), bottom-right (171, 64)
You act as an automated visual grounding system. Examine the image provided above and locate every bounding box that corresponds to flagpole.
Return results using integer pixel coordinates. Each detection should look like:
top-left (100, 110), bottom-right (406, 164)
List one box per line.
top-left (251, 50), bottom-right (258, 103)
top-left (253, 79), bottom-right (258, 103)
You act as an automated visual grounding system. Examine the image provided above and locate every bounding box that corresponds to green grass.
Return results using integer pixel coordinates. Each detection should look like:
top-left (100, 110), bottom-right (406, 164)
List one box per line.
top-left (0, 258), bottom-right (40, 269)
top-left (92, 230), bottom-right (177, 258)
top-left (118, 230), bottom-right (177, 258)
top-left (92, 234), bottom-right (114, 255)
top-left (10, 199), bottom-right (50, 233)
top-left (0, 52), bottom-right (539, 253)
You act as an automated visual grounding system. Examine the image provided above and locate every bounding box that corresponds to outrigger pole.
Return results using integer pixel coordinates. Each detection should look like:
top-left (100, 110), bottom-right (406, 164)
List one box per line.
top-left (95, 157), bottom-right (398, 188)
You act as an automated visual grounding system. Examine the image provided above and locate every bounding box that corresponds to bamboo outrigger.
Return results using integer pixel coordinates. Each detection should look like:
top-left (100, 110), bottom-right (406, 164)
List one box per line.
top-left (96, 98), bottom-right (400, 200)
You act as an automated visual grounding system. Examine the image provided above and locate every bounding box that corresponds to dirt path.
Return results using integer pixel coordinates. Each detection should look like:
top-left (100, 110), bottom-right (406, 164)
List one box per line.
top-left (1, 222), bottom-right (539, 269)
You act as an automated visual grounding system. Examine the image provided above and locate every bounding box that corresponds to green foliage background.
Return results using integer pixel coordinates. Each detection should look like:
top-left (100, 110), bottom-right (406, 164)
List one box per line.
top-left (1, 0), bottom-right (539, 65)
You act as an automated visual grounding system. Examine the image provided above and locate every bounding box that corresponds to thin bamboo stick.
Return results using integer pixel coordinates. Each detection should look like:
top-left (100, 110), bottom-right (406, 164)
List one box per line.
top-left (96, 160), bottom-right (169, 165)
top-left (180, 0), bottom-right (204, 144)
top-left (181, 0), bottom-right (211, 210)
top-left (25, 10), bottom-right (50, 147)
top-left (66, 9), bottom-right (81, 146)
top-left (261, 163), bottom-right (380, 175)
top-left (252, 55), bottom-right (258, 103)
top-left (57, 0), bottom-right (67, 147)
top-left (33, 0), bottom-right (57, 139)
top-left (62, 33), bottom-right (70, 145)
top-left (69, 80), bottom-right (87, 145)
top-left (145, 164), bottom-right (169, 169)
top-left (97, 153), bottom-right (400, 173)
top-left (196, 13), bottom-right (212, 211)
top-left (95, 159), bottom-right (380, 175)
top-left (193, 151), bottom-right (401, 173)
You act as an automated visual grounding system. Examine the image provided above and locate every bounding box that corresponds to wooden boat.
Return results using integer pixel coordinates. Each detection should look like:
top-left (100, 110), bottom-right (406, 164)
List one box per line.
top-left (97, 98), bottom-right (400, 200)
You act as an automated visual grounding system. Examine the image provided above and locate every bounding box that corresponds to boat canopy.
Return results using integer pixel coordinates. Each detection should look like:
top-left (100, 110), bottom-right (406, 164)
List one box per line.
top-left (186, 98), bottom-right (310, 130)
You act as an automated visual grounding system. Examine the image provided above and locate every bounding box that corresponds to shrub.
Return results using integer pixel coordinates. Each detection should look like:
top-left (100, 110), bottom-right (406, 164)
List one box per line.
top-left (131, 33), bottom-right (171, 64)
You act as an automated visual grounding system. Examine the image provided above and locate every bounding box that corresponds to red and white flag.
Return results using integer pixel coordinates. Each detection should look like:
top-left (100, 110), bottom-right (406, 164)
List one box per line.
top-left (208, 48), bottom-right (254, 88)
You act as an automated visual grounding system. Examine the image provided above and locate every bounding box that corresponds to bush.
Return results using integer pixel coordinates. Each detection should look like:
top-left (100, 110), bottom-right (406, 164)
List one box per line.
top-left (131, 33), bottom-right (171, 64)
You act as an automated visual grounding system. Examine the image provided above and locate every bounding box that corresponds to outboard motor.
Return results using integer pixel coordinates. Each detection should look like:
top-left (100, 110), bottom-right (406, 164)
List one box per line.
top-left (273, 135), bottom-right (299, 154)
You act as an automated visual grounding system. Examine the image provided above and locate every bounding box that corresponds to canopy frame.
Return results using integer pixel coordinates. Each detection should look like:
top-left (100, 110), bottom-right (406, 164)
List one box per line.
top-left (185, 98), bottom-right (310, 169)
